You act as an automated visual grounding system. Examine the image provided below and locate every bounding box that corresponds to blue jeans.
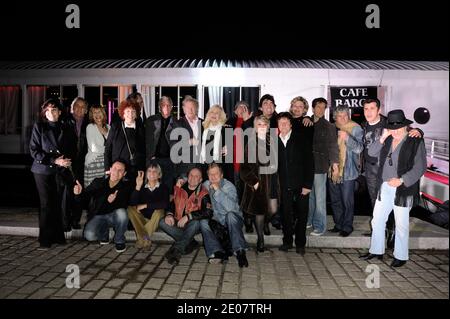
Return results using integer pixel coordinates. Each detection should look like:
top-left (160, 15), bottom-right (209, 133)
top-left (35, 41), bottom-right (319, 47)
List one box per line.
top-left (308, 173), bottom-right (327, 233)
top-left (84, 208), bottom-right (129, 244)
top-left (328, 179), bottom-right (355, 233)
top-left (158, 218), bottom-right (200, 253)
top-left (370, 182), bottom-right (411, 260)
top-left (200, 213), bottom-right (248, 257)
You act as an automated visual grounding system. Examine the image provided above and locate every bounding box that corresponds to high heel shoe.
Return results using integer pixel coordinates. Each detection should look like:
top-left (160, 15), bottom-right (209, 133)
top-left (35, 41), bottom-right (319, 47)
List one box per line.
top-left (256, 238), bottom-right (265, 253)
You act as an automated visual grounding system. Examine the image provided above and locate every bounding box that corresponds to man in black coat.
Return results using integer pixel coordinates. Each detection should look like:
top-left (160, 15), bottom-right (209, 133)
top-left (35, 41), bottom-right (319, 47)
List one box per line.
top-left (145, 96), bottom-right (175, 193)
top-left (65, 97), bottom-right (89, 229)
top-left (276, 112), bottom-right (314, 255)
top-left (166, 95), bottom-right (203, 180)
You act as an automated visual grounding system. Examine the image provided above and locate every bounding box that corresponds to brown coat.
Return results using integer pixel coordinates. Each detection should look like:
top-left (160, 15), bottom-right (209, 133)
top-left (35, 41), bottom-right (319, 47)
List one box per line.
top-left (240, 134), bottom-right (279, 216)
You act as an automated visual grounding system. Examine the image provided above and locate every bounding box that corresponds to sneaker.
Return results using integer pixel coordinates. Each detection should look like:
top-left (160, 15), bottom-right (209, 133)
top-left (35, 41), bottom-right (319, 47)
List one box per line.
top-left (208, 251), bottom-right (226, 264)
top-left (306, 224), bottom-right (313, 229)
top-left (115, 243), bottom-right (126, 253)
top-left (310, 230), bottom-right (324, 236)
top-left (100, 240), bottom-right (110, 245)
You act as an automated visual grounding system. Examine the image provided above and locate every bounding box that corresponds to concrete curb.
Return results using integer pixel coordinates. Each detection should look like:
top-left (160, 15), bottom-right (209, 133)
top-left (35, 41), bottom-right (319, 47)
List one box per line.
top-left (0, 225), bottom-right (448, 250)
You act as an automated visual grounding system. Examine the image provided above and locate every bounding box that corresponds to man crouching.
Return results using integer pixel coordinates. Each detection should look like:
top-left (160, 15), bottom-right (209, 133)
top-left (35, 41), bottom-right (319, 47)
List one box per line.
top-left (159, 167), bottom-right (212, 265)
top-left (201, 163), bottom-right (249, 267)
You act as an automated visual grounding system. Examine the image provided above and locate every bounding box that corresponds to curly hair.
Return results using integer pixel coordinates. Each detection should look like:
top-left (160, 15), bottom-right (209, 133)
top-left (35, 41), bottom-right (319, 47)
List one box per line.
top-left (117, 100), bottom-right (140, 120)
top-left (290, 96), bottom-right (309, 116)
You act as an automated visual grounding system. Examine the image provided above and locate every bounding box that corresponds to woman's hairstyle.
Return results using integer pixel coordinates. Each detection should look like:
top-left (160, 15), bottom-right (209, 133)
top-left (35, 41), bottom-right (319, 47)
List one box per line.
top-left (117, 100), bottom-right (140, 120)
top-left (234, 100), bottom-right (250, 111)
top-left (40, 98), bottom-right (62, 119)
top-left (253, 114), bottom-right (270, 126)
top-left (88, 105), bottom-right (107, 125)
top-left (290, 96), bottom-right (309, 116)
top-left (203, 104), bottom-right (227, 129)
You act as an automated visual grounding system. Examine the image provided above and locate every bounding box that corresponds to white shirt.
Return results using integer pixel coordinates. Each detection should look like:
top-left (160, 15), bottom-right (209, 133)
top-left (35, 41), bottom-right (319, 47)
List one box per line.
top-left (124, 122), bottom-right (136, 129)
top-left (187, 117), bottom-right (199, 140)
top-left (145, 182), bottom-right (160, 192)
top-left (280, 129), bottom-right (292, 147)
top-left (85, 123), bottom-right (110, 165)
top-left (187, 117), bottom-right (200, 156)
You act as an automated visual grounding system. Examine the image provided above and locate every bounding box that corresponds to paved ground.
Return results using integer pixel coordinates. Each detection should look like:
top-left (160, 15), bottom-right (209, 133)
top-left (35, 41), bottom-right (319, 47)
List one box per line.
top-left (0, 235), bottom-right (448, 299)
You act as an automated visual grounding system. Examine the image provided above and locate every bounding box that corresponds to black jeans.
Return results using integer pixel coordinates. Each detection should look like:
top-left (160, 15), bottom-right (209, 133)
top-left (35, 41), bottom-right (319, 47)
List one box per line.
top-left (280, 189), bottom-right (309, 248)
top-left (33, 173), bottom-right (66, 246)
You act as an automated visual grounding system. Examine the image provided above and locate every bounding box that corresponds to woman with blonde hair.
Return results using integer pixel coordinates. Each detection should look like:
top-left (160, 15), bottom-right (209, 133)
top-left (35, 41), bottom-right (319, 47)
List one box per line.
top-left (200, 105), bottom-right (233, 181)
top-left (240, 115), bottom-right (279, 252)
top-left (84, 105), bottom-right (110, 187)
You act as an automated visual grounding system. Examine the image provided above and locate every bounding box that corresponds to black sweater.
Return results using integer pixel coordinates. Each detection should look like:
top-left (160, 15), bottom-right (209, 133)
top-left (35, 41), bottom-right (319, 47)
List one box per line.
top-left (129, 183), bottom-right (170, 218)
top-left (76, 177), bottom-right (133, 219)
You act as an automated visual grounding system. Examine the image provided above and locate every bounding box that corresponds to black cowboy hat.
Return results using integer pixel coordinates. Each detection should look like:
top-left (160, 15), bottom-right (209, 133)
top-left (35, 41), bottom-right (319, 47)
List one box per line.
top-left (386, 109), bottom-right (413, 129)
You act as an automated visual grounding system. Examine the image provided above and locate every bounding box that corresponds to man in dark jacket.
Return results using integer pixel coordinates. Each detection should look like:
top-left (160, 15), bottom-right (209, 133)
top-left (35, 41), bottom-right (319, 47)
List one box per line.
top-left (277, 112), bottom-right (314, 255)
top-left (74, 160), bottom-right (133, 253)
top-left (166, 95), bottom-right (203, 180)
top-left (145, 96), bottom-right (175, 193)
top-left (65, 97), bottom-right (89, 229)
top-left (159, 167), bottom-right (213, 265)
top-left (308, 98), bottom-right (339, 236)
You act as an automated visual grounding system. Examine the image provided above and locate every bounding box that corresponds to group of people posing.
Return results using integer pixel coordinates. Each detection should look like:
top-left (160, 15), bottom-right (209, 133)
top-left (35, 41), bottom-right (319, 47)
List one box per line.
top-left (29, 91), bottom-right (427, 268)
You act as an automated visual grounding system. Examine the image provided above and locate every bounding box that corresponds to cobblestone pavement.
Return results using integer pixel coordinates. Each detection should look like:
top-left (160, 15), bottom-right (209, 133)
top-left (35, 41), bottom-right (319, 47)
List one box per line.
top-left (0, 236), bottom-right (448, 299)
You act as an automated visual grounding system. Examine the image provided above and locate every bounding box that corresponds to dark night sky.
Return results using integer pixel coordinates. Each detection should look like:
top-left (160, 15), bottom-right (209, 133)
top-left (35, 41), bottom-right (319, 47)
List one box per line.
top-left (0, 0), bottom-right (448, 61)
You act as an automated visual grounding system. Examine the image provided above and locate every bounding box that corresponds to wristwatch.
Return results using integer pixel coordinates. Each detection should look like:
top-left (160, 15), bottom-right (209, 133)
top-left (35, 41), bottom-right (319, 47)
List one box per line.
top-left (399, 177), bottom-right (404, 185)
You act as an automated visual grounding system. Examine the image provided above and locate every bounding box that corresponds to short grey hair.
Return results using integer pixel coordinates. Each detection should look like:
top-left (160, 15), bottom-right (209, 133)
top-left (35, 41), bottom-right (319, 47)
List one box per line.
top-left (333, 105), bottom-right (350, 120)
top-left (147, 163), bottom-right (163, 180)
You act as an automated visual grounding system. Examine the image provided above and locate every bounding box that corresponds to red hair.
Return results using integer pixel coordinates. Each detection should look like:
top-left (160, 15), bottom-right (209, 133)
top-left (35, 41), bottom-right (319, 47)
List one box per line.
top-left (117, 100), bottom-right (141, 120)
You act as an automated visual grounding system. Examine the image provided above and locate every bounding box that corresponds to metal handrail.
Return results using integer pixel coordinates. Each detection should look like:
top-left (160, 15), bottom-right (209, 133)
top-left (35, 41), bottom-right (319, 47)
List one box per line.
top-left (425, 138), bottom-right (449, 161)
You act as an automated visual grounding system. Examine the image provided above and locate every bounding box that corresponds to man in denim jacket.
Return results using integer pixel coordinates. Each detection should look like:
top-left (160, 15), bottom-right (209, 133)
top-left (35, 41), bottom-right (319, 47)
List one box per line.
top-left (328, 106), bottom-right (364, 237)
top-left (200, 163), bottom-right (249, 267)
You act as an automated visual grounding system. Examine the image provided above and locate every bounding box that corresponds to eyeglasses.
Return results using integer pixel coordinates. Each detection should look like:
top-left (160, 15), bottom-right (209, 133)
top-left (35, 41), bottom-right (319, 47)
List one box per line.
top-left (387, 152), bottom-right (393, 166)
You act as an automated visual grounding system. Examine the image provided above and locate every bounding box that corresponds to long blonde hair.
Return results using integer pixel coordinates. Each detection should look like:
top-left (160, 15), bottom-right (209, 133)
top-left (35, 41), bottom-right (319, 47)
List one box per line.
top-left (203, 104), bottom-right (227, 129)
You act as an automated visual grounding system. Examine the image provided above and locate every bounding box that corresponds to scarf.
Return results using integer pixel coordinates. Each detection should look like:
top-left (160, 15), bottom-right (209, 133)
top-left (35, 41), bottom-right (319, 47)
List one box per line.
top-left (200, 125), bottom-right (222, 163)
top-left (331, 120), bottom-right (358, 183)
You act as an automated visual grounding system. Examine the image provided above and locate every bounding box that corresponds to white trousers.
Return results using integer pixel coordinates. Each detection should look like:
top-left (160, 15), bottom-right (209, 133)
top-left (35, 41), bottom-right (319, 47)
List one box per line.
top-left (369, 182), bottom-right (411, 261)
